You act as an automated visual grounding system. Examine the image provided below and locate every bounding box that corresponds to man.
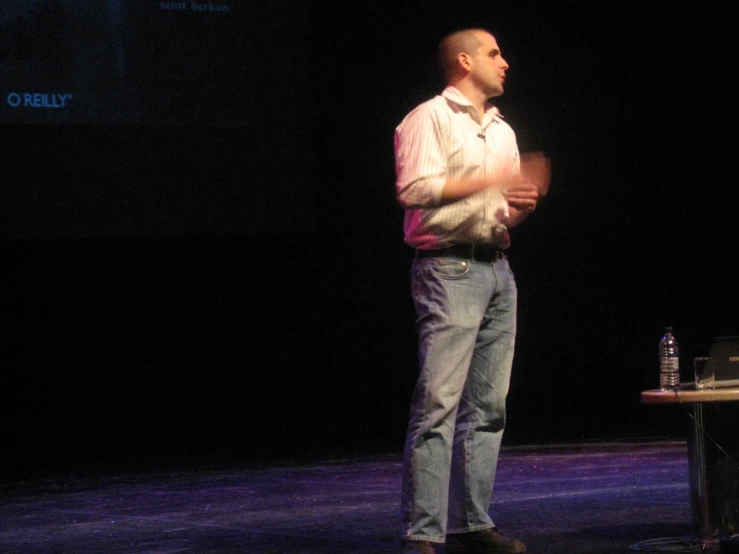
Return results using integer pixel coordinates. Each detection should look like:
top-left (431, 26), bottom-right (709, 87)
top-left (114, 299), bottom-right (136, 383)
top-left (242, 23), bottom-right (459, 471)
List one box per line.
top-left (394, 28), bottom-right (551, 554)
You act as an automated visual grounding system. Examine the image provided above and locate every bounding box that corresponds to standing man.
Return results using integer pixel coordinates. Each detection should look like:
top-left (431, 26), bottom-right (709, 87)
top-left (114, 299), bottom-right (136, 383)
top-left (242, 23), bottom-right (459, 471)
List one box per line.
top-left (394, 28), bottom-right (551, 554)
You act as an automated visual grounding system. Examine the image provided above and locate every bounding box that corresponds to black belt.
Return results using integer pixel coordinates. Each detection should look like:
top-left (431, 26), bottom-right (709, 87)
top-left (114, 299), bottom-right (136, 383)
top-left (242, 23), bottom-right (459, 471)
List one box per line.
top-left (416, 244), bottom-right (506, 263)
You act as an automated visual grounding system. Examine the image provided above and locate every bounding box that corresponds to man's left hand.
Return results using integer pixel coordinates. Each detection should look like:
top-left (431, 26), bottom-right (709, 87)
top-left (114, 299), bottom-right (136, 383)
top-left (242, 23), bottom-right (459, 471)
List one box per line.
top-left (505, 182), bottom-right (540, 213)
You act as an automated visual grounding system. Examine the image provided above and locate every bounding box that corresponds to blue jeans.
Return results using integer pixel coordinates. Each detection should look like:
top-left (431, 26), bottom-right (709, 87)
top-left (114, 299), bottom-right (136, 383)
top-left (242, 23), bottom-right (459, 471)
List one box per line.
top-left (401, 254), bottom-right (517, 543)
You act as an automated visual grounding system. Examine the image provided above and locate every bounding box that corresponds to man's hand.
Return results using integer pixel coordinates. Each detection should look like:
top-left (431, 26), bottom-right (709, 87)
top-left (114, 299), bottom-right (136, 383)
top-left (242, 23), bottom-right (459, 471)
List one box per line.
top-left (520, 151), bottom-right (552, 197)
top-left (505, 182), bottom-right (540, 213)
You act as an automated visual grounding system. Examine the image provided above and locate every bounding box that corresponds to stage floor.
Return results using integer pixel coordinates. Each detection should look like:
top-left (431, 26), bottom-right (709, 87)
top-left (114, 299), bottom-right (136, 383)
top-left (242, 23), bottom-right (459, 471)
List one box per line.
top-left (0, 440), bottom-right (721, 553)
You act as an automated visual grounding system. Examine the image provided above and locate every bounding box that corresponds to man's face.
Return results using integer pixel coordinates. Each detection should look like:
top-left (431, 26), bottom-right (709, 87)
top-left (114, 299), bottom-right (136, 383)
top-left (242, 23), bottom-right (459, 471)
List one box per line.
top-left (467, 32), bottom-right (509, 98)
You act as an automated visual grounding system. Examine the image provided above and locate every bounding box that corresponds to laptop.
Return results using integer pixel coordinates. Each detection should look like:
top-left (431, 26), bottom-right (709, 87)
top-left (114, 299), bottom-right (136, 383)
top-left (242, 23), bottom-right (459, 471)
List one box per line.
top-left (707, 336), bottom-right (739, 388)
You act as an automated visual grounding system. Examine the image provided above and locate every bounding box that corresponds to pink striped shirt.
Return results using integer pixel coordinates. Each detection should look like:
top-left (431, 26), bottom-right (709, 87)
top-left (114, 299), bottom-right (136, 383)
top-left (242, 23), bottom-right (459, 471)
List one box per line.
top-left (394, 86), bottom-right (520, 250)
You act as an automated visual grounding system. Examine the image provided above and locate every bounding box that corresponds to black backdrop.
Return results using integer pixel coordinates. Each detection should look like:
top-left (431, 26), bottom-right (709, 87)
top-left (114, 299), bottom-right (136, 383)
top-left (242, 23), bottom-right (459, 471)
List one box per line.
top-left (2, 0), bottom-right (737, 476)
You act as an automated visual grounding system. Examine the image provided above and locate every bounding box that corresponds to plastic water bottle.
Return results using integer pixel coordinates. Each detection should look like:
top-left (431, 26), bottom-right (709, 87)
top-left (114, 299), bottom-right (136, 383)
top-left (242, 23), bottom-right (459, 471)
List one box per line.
top-left (659, 327), bottom-right (680, 391)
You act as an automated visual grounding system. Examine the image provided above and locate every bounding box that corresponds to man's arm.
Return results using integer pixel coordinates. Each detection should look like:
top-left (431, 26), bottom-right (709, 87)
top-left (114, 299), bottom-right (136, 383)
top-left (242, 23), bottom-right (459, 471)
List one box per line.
top-left (438, 174), bottom-right (514, 204)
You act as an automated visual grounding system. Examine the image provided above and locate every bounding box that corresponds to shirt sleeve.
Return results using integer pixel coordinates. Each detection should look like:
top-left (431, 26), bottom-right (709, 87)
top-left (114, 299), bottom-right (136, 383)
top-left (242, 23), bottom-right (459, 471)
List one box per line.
top-left (394, 102), bottom-right (447, 209)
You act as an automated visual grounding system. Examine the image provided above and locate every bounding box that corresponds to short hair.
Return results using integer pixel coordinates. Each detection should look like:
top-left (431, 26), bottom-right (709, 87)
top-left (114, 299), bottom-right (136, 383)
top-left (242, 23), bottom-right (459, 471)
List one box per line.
top-left (437, 28), bottom-right (490, 82)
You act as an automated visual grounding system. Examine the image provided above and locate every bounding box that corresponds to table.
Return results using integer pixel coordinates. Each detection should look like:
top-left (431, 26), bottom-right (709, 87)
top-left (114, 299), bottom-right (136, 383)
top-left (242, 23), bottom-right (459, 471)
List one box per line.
top-left (642, 387), bottom-right (739, 538)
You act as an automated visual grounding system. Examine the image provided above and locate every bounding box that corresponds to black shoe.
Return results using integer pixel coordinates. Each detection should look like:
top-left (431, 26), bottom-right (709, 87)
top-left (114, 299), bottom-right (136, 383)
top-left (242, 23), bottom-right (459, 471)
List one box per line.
top-left (446, 528), bottom-right (526, 553)
top-left (401, 540), bottom-right (437, 553)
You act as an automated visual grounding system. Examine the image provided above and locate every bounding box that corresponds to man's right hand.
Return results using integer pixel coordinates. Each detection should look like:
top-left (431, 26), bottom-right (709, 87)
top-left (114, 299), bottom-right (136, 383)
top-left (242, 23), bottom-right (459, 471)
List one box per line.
top-left (519, 151), bottom-right (551, 196)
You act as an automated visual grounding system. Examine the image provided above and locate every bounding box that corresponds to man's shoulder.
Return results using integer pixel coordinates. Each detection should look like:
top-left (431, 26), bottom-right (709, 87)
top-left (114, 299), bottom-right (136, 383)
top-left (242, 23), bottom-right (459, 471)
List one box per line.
top-left (397, 95), bottom-right (451, 129)
top-left (411, 94), bottom-right (450, 114)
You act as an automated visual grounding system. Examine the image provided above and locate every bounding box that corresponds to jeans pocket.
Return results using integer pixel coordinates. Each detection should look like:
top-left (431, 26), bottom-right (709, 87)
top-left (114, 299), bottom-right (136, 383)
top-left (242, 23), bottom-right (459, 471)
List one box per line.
top-left (427, 258), bottom-right (471, 280)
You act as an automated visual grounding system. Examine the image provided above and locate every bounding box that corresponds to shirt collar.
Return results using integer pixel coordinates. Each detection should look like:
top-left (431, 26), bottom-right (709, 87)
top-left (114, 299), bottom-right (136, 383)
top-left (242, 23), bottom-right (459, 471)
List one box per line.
top-left (441, 85), bottom-right (503, 123)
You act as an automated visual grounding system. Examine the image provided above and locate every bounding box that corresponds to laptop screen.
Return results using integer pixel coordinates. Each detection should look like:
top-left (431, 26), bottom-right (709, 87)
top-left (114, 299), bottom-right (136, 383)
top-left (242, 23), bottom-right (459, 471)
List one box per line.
top-left (708, 336), bottom-right (739, 388)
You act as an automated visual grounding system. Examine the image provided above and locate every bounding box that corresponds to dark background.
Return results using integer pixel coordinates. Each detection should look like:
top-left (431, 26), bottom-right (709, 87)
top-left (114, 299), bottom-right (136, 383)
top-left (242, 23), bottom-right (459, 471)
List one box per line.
top-left (2, 0), bottom-right (737, 477)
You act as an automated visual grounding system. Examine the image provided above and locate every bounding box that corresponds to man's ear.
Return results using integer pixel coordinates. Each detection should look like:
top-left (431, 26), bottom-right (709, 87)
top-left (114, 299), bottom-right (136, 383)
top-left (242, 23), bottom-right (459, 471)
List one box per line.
top-left (457, 52), bottom-right (471, 72)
